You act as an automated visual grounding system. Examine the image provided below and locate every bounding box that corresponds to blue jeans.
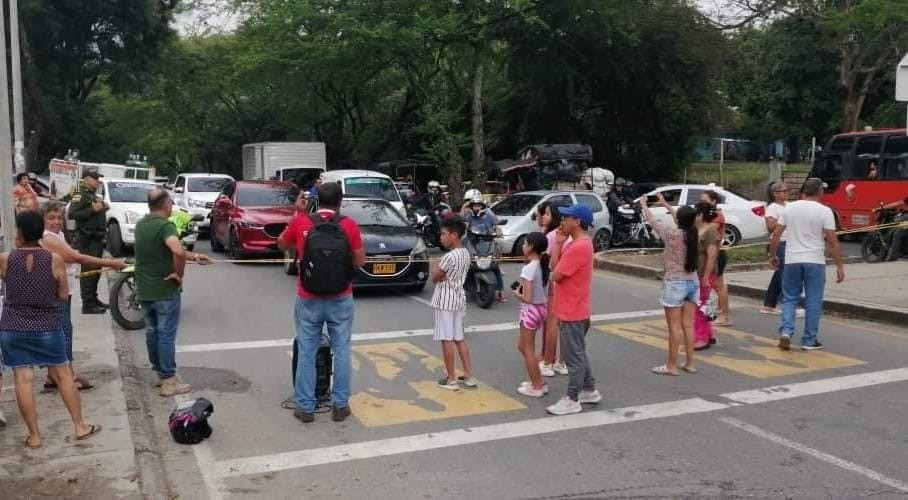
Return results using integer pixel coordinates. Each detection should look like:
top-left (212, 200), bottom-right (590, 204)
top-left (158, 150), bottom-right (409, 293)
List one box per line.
top-left (294, 295), bottom-right (354, 412)
top-left (779, 263), bottom-right (825, 347)
top-left (140, 294), bottom-right (182, 379)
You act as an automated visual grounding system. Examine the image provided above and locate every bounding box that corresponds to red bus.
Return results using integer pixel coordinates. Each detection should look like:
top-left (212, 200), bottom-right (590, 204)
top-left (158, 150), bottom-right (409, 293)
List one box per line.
top-left (809, 129), bottom-right (908, 231)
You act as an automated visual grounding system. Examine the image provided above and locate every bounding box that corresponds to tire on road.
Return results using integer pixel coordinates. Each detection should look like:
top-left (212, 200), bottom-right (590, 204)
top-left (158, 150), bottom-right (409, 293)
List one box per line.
top-left (107, 222), bottom-right (125, 257)
top-left (723, 224), bottom-right (742, 247)
top-left (109, 273), bottom-right (146, 330)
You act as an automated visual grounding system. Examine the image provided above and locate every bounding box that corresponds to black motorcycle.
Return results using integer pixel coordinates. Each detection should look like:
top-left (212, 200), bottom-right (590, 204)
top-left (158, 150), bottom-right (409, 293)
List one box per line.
top-left (610, 205), bottom-right (659, 248)
top-left (409, 201), bottom-right (450, 248)
top-left (463, 224), bottom-right (499, 309)
top-left (861, 208), bottom-right (908, 263)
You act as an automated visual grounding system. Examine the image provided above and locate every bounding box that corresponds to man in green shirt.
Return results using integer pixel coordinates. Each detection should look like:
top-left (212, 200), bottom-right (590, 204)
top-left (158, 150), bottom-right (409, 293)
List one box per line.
top-left (135, 187), bottom-right (211, 396)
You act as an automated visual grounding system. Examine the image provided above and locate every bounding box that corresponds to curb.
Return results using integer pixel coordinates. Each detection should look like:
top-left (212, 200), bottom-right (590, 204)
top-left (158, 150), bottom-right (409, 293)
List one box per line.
top-left (594, 254), bottom-right (903, 326)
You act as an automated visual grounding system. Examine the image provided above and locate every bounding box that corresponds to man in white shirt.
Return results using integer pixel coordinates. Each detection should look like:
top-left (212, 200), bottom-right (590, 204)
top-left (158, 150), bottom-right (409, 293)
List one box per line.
top-left (769, 178), bottom-right (845, 351)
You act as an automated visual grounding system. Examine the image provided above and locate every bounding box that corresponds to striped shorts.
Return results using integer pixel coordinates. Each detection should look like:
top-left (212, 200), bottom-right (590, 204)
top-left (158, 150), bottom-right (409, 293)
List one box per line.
top-left (519, 303), bottom-right (547, 331)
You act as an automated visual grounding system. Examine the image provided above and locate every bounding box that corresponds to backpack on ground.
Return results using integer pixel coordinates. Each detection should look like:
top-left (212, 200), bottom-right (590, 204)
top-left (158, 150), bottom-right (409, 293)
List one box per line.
top-left (299, 213), bottom-right (353, 295)
top-left (291, 338), bottom-right (332, 403)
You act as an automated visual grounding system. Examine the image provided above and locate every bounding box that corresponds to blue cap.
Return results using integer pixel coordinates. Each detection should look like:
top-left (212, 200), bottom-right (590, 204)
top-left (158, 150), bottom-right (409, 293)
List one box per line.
top-left (557, 204), bottom-right (594, 226)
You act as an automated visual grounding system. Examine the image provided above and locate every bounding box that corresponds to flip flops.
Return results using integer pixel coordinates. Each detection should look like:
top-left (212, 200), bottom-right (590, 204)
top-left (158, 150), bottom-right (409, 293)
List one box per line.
top-left (42, 376), bottom-right (95, 393)
top-left (76, 424), bottom-right (102, 441)
top-left (651, 365), bottom-right (679, 376)
top-left (681, 366), bottom-right (698, 374)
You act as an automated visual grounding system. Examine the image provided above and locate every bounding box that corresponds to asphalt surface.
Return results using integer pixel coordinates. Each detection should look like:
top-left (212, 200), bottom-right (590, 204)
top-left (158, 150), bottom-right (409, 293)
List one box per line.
top-left (118, 238), bottom-right (908, 499)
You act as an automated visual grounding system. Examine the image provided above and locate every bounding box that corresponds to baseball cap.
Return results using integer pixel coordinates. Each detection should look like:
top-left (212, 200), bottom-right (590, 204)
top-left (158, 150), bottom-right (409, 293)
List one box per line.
top-left (558, 204), bottom-right (594, 227)
top-left (83, 169), bottom-right (103, 179)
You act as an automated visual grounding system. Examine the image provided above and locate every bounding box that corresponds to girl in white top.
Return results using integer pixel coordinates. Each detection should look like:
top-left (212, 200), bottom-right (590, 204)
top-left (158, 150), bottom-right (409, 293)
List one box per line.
top-left (514, 232), bottom-right (551, 397)
top-left (40, 202), bottom-right (126, 390)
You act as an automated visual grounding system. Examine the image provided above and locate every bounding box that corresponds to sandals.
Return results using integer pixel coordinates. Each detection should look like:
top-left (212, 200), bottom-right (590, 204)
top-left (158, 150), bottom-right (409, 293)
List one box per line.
top-left (24, 436), bottom-right (42, 449)
top-left (76, 424), bottom-right (102, 441)
top-left (42, 376), bottom-right (95, 392)
top-left (682, 366), bottom-right (698, 374)
top-left (651, 365), bottom-right (679, 376)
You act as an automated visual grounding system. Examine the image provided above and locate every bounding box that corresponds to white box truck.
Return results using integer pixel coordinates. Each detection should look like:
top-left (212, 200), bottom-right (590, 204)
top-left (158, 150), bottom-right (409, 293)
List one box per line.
top-left (242, 143), bottom-right (327, 184)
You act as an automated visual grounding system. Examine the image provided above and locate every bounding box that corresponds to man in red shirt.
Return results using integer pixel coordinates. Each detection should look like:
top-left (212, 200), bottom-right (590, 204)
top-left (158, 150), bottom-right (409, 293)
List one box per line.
top-left (546, 204), bottom-right (602, 416)
top-left (278, 183), bottom-right (366, 423)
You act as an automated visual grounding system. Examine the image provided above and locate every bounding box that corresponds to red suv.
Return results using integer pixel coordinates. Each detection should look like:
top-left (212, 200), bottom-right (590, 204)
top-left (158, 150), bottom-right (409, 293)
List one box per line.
top-left (210, 180), bottom-right (299, 257)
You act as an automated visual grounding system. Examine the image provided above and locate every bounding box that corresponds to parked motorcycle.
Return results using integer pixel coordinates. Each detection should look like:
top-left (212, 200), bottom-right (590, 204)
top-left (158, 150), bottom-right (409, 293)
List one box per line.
top-left (409, 202), bottom-right (451, 248)
top-left (610, 204), bottom-right (660, 248)
top-left (463, 224), bottom-right (500, 309)
top-left (861, 208), bottom-right (908, 263)
top-left (109, 212), bottom-right (204, 330)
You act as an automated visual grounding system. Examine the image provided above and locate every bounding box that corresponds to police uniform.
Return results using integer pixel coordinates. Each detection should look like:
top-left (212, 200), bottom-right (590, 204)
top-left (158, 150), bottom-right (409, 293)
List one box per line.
top-left (68, 170), bottom-right (108, 313)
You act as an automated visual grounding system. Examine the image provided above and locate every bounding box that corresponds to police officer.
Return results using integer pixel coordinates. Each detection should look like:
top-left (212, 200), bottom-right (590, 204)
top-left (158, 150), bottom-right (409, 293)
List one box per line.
top-left (68, 169), bottom-right (109, 314)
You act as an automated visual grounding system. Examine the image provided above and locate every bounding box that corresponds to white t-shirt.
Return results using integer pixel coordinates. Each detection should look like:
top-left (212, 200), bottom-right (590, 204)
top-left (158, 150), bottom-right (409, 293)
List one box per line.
top-left (41, 230), bottom-right (78, 294)
top-left (430, 247), bottom-right (470, 311)
top-left (519, 260), bottom-right (547, 305)
top-left (765, 202), bottom-right (786, 242)
top-left (778, 200), bottom-right (835, 265)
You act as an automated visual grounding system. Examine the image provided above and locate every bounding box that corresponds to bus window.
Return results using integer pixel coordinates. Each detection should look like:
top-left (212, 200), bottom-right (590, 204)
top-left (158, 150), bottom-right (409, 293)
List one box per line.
top-left (817, 155), bottom-right (843, 183)
top-left (882, 136), bottom-right (908, 179)
top-left (828, 137), bottom-right (854, 153)
top-left (854, 135), bottom-right (883, 178)
top-left (884, 135), bottom-right (908, 155)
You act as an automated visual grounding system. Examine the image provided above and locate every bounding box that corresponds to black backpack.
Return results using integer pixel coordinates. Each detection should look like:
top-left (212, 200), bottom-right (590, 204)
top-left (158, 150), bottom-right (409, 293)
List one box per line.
top-left (299, 213), bottom-right (353, 294)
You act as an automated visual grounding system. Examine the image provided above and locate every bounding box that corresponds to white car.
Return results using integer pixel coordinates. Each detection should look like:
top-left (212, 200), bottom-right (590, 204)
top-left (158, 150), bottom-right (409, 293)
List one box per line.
top-left (99, 178), bottom-right (199, 256)
top-left (171, 173), bottom-right (234, 231)
top-left (643, 184), bottom-right (767, 246)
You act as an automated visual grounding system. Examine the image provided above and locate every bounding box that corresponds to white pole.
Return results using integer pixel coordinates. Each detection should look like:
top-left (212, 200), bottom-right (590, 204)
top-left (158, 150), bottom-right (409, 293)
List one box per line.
top-left (719, 139), bottom-right (725, 186)
top-left (9, 0), bottom-right (24, 173)
top-left (0, 3), bottom-right (18, 250)
top-left (810, 136), bottom-right (816, 163)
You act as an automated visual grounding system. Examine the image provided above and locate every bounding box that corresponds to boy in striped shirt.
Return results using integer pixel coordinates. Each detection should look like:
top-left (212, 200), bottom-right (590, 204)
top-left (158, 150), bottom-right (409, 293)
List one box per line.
top-left (431, 218), bottom-right (477, 390)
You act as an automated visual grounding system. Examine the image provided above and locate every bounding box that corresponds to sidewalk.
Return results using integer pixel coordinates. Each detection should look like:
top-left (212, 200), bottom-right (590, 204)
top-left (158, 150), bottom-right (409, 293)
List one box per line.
top-left (0, 288), bottom-right (141, 498)
top-left (725, 261), bottom-right (908, 325)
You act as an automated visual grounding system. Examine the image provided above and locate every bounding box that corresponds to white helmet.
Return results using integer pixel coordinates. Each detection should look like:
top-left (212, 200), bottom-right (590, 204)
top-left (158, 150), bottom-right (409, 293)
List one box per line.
top-left (427, 180), bottom-right (440, 190)
top-left (464, 189), bottom-right (483, 204)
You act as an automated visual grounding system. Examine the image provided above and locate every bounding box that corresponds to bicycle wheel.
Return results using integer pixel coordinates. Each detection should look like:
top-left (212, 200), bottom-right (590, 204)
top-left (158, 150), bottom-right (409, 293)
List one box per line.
top-left (109, 273), bottom-right (146, 330)
top-left (861, 231), bottom-right (887, 264)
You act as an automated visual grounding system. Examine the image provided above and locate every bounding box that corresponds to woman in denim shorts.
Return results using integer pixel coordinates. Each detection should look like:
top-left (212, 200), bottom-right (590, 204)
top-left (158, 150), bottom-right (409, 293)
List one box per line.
top-left (640, 196), bottom-right (700, 376)
top-left (0, 211), bottom-right (101, 448)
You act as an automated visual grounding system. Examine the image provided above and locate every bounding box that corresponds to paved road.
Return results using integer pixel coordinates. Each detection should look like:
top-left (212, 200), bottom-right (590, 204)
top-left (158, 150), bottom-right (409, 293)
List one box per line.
top-left (119, 239), bottom-right (908, 499)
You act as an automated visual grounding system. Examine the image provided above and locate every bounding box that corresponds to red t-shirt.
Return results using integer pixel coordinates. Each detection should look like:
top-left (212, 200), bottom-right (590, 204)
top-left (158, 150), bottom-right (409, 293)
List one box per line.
top-left (282, 209), bottom-right (364, 299)
top-left (552, 237), bottom-right (594, 322)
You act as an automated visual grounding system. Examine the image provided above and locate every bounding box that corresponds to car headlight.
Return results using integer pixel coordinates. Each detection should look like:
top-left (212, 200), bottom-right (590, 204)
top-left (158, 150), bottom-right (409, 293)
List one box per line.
top-left (124, 210), bottom-right (142, 224)
top-left (411, 238), bottom-right (427, 256)
top-left (476, 257), bottom-right (492, 270)
top-left (188, 198), bottom-right (207, 208)
top-left (239, 221), bottom-right (264, 229)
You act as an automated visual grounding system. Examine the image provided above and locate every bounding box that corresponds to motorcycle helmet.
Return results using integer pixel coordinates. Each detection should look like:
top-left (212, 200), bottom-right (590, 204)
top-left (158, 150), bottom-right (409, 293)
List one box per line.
top-left (168, 397), bottom-right (214, 445)
top-left (464, 188), bottom-right (483, 204)
top-left (427, 180), bottom-right (440, 191)
top-left (614, 177), bottom-right (627, 187)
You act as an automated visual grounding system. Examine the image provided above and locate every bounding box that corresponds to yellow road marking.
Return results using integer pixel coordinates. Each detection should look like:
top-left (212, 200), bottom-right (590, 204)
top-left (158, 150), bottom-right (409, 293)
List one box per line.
top-left (350, 342), bottom-right (525, 427)
top-left (597, 321), bottom-right (864, 378)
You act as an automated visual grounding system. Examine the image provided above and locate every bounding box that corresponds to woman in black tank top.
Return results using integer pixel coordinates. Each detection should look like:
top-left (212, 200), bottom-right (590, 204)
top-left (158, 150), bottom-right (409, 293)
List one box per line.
top-left (0, 211), bottom-right (101, 448)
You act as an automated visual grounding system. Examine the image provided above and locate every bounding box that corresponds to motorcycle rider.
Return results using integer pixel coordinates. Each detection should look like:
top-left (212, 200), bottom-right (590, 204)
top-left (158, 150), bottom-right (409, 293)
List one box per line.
top-left (874, 196), bottom-right (908, 261)
top-left (460, 189), bottom-right (506, 302)
top-left (606, 177), bottom-right (636, 236)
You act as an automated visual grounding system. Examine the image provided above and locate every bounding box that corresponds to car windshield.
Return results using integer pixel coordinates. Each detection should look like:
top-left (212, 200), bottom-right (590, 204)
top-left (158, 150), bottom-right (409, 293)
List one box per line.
top-left (107, 182), bottom-right (155, 203)
top-left (188, 177), bottom-right (232, 192)
top-left (341, 200), bottom-right (408, 227)
top-left (343, 177), bottom-right (400, 203)
top-left (490, 194), bottom-right (542, 216)
top-left (236, 185), bottom-right (298, 207)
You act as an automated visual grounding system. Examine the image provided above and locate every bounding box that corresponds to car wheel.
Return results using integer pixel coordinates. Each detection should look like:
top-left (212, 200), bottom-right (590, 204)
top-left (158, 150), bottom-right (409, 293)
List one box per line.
top-left (107, 222), bottom-right (124, 257)
top-left (593, 229), bottom-right (611, 252)
top-left (511, 235), bottom-right (526, 257)
top-left (283, 249), bottom-right (298, 275)
top-left (228, 227), bottom-right (243, 261)
top-left (723, 224), bottom-right (742, 247)
top-left (210, 228), bottom-right (225, 253)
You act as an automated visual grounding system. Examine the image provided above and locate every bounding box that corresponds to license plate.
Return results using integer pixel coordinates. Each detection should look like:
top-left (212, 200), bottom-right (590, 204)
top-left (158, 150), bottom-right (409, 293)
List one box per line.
top-left (373, 263), bottom-right (396, 275)
top-left (852, 214), bottom-right (870, 226)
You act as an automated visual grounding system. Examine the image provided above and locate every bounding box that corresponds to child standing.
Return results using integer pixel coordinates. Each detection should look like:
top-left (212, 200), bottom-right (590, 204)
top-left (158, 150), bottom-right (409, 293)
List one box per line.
top-left (431, 218), bottom-right (477, 390)
top-left (514, 232), bottom-right (550, 397)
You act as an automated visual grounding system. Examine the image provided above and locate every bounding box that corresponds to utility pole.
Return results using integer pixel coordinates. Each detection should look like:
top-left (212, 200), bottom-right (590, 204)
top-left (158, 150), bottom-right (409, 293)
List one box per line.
top-left (0, 2), bottom-right (18, 250)
top-left (9, 0), bottom-right (24, 173)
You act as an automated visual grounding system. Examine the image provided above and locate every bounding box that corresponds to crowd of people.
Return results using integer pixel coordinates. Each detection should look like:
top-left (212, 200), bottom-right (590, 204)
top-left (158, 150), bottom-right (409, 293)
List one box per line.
top-left (0, 170), bottom-right (892, 442)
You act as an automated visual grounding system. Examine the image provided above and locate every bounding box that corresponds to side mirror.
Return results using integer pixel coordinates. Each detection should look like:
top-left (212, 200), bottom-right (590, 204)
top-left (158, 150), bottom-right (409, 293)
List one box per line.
top-left (530, 213), bottom-right (537, 221)
top-left (191, 214), bottom-right (205, 222)
top-left (497, 219), bottom-right (507, 225)
top-left (173, 187), bottom-right (184, 194)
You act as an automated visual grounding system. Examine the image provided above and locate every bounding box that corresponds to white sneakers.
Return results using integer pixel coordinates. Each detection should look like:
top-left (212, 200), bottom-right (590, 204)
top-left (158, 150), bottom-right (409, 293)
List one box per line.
top-left (539, 361), bottom-right (569, 377)
top-left (546, 397), bottom-right (582, 415)
top-left (578, 389), bottom-right (602, 404)
top-left (517, 382), bottom-right (549, 398)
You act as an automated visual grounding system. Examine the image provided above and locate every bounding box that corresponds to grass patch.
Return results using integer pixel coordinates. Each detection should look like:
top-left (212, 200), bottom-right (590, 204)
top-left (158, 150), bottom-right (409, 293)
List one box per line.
top-left (679, 161), bottom-right (812, 198)
top-left (724, 244), bottom-right (770, 265)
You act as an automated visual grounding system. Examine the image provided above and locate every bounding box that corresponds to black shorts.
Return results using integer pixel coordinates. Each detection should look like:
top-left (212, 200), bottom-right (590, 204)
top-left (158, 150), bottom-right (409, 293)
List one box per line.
top-left (717, 251), bottom-right (728, 276)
